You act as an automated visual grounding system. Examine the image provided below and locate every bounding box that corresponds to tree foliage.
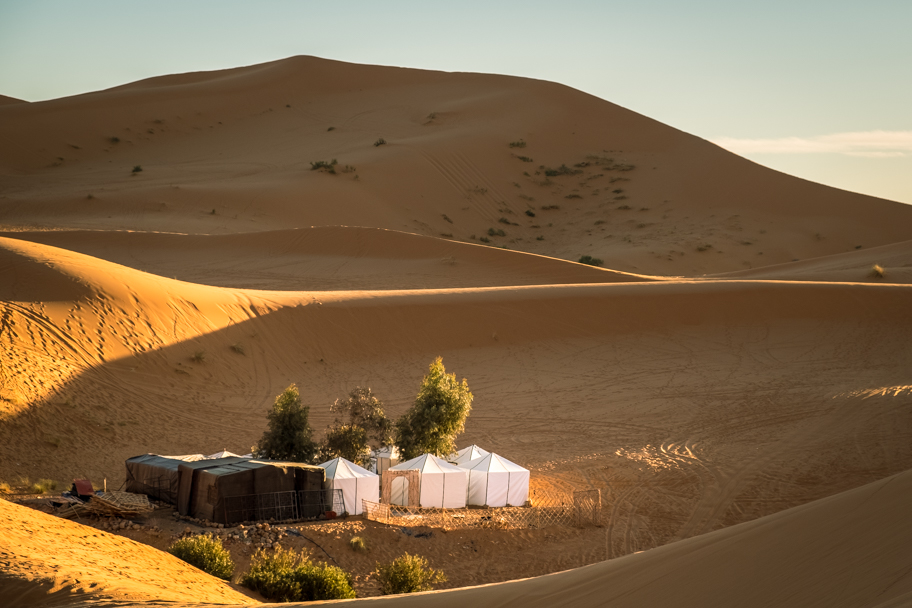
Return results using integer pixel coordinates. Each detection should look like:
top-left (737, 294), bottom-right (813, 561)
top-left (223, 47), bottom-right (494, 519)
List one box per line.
top-left (252, 384), bottom-right (316, 463)
top-left (394, 357), bottom-right (473, 461)
top-left (317, 387), bottom-right (391, 466)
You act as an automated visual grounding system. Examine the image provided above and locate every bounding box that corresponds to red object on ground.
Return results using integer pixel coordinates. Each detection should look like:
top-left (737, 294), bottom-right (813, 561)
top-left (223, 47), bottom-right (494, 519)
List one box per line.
top-left (325, 511), bottom-right (337, 519)
top-left (73, 479), bottom-right (94, 497)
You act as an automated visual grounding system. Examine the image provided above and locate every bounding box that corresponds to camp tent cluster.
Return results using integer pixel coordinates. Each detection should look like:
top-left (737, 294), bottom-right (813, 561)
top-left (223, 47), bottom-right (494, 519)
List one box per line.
top-left (386, 445), bottom-right (529, 509)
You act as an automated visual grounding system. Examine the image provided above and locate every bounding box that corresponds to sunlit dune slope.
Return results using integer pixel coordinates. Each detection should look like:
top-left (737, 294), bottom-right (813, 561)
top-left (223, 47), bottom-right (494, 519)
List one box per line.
top-left (2, 56), bottom-right (911, 275)
top-left (1, 236), bottom-right (910, 547)
top-left (711, 238), bottom-right (912, 284)
top-left (0, 226), bottom-right (652, 291)
top-left (0, 498), bottom-right (252, 606)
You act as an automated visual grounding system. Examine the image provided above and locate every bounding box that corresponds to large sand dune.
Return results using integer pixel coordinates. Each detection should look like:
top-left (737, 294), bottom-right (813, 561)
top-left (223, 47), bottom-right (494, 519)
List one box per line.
top-left (3, 56), bottom-right (911, 276)
top-left (2, 56), bottom-right (911, 606)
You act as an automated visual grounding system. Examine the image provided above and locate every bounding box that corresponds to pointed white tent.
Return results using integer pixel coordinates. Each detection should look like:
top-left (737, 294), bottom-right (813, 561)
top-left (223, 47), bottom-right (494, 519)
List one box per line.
top-left (389, 454), bottom-right (467, 508)
top-left (205, 450), bottom-right (241, 460)
top-left (448, 444), bottom-right (490, 466)
top-left (459, 453), bottom-right (530, 507)
top-left (317, 457), bottom-right (379, 515)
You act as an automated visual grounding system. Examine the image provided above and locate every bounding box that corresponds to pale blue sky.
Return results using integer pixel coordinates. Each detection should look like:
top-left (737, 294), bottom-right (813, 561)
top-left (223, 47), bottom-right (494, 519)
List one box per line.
top-left (2, 0), bottom-right (909, 202)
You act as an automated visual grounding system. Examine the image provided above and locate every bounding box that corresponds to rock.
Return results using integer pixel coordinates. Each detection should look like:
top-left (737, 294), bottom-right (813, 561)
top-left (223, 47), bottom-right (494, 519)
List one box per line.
top-left (184, 527), bottom-right (192, 534)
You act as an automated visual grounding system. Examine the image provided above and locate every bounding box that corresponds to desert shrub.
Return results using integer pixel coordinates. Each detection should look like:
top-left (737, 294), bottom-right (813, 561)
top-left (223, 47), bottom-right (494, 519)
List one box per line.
top-left (241, 548), bottom-right (356, 601)
top-left (516, 155), bottom-right (533, 162)
top-left (479, 236), bottom-right (490, 243)
top-left (168, 534), bottom-right (234, 581)
top-left (508, 139), bottom-right (526, 148)
top-left (544, 164), bottom-right (581, 177)
top-left (525, 209), bottom-right (536, 217)
top-left (109, 136), bottom-right (120, 144)
top-left (536, 235), bottom-right (545, 241)
top-left (394, 358), bottom-right (473, 461)
top-left (327, 126), bottom-right (336, 131)
top-left (230, 343), bottom-right (245, 355)
top-left (252, 384), bottom-right (317, 463)
top-left (349, 536), bottom-right (368, 552)
top-left (0, 481), bottom-right (10, 493)
top-left (374, 138), bottom-right (387, 147)
top-left (310, 159), bottom-right (338, 173)
top-left (374, 553), bottom-right (446, 595)
top-left (30, 479), bottom-right (57, 494)
top-left (132, 165), bottom-right (142, 173)
top-left (487, 228), bottom-right (506, 237)
top-left (498, 217), bottom-right (511, 225)
top-left (870, 264), bottom-right (885, 278)
top-left (565, 194), bottom-right (582, 199)
top-left (578, 255), bottom-right (603, 267)
top-left (190, 351), bottom-right (206, 363)
top-left (540, 205), bottom-right (560, 210)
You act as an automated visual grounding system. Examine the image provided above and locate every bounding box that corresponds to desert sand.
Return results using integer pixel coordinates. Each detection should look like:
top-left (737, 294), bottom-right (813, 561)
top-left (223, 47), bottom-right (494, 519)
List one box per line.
top-left (1, 56), bottom-right (911, 606)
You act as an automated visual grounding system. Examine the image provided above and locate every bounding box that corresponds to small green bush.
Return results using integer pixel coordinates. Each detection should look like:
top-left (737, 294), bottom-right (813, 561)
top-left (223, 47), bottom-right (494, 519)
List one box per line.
top-left (487, 228), bottom-right (506, 237)
top-left (310, 159), bottom-right (338, 173)
top-left (241, 548), bottom-right (356, 601)
top-left (374, 553), bottom-right (446, 595)
top-left (349, 536), bottom-right (368, 552)
top-left (525, 209), bottom-right (536, 217)
top-left (578, 255), bottom-right (603, 267)
top-left (374, 138), bottom-right (387, 147)
top-left (132, 165), bottom-right (142, 173)
top-left (516, 155), bottom-right (533, 162)
top-left (168, 534), bottom-right (234, 581)
top-left (508, 139), bottom-right (526, 148)
top-left (870, 264), bottom-right (885, 278)
top-left (190, 351), bottom-right (206, 363)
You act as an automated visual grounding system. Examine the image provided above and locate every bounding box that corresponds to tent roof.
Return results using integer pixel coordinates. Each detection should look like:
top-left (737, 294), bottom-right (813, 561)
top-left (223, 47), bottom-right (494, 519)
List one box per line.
top-left (206, 450), bottom-right (242, 459)
top-left (460, 453), bottom-right (528, 474)
top-left (371, 445), bottom-right (399, 459)
top-left (391, 453), bottom-right (464, 474)
top-left (450, 445), bottom-right (490, 464)
top-left (318, 457), bottom-right (377, 479)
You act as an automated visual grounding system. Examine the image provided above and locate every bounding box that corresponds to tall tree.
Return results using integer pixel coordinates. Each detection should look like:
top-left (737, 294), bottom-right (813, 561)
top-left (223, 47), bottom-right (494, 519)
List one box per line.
top-left (252, 384), bottom-right (316, 463)
top-left (394, 357), bottom-right (473, 461)
top-left (317, 387), bottom-right (391, 467)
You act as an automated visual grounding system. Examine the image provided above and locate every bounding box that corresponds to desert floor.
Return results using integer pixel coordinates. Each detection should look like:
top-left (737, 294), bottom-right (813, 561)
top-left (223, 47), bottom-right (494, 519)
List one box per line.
top-left (1, 57), bottom-right (911, 607)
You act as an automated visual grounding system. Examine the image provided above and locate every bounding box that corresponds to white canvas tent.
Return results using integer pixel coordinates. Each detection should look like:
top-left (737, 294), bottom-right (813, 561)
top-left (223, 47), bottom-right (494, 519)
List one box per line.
top-left (449, 444), bottom-right (490, 465)
top-left (459, 453), bottom-right (530, 507)
top-left (369, 445), bottom-right (400, 475)
top-left (389, 454), bottom-right (467, 508)
top-left (317, 457), bottom-right (379, 515)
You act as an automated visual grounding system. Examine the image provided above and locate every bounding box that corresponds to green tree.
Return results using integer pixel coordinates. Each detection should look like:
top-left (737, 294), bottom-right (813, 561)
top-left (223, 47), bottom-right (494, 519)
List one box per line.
top-left (394, 357), bottom-right (473, 461)
top-left (252, 384), bottom-right (316, 463)
top-left (317, 387), bottom-right (391, 466)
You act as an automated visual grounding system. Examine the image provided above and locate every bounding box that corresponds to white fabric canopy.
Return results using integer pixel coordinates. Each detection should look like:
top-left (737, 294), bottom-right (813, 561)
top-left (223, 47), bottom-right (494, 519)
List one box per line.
top-left (459, 453), bottom-right (530, 507)
top-left (317, 457), bottom-right (379, 515)
top-left (390, 453), bottom-right (467, 508)
top-left (448, 444), bottom-right (490, 465)
top-left (205, 451), bottom-right (242, 459)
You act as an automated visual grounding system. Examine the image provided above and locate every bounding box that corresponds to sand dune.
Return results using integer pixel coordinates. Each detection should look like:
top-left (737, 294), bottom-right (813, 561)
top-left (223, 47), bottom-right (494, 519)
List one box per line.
top-left (2, 56), bottom-right (912, 607)
top-left (0, 227), bottom-right (651, 291)
top-left (2, 56), bottom-right (911, 276)
top-left (0, 498), bottom-right (252, 606)
top-left (711, 238), bottom-right (912, 284)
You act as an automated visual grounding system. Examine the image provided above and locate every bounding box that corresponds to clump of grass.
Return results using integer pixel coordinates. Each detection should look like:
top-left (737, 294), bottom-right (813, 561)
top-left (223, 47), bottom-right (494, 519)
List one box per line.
top-left (310, 159), bottom-right (338, 174)
top-left (536, 235), bottom-right (545, 241)
top-left (349, 536), bottom-right (368, 552)
top-left (230, 343), bottom-right (245, 355)
top-left (544, 164), bottom-right (581, 177)
top-left (565, 194), bottom-right (582, 199)
top-left (696, 244), bottom-right (712, 252)
top-left (498, 217), bottom-right (511, 225)
top-left (870, 264), bottom-right (885, 278)
top-left (109, 136), bottom-right (120, 144)
top-left (578, 255), bottom-right (603, 267)
top-left (525, 209), bottom-right (536, 217)
top-left (374, 553), bottom-right (446, 595)
top-left (516, 155), bottom-right (533, 162)
top-left (241, 547), bottom-right (356, 601)
top-left (508, 139), bottom-right (526, 148)
top-left (487, 228), bottom-right (506, 237)
top-left (169, 534), bottom-right (234, 581)
top-left (374, 138), bottom-right (387, 147)
top-left (617, 205), bottom-right (631, 210)
top-left (30, 479), bottom-right (58, 494)
top-left (190, 351), bottom-right (206, 363)
top-left (442, 214), bottom-right (453, 224)
top-left (479, 236), bottom-right (490, 243)
top-left (132, 165), bottom-right (142, 173)
top-left (0, 481), bottom-right (11, 494)
top-left (540, 205), bottom-right (560, 211)
top-left (327, 126), bottom-right (336, 131)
